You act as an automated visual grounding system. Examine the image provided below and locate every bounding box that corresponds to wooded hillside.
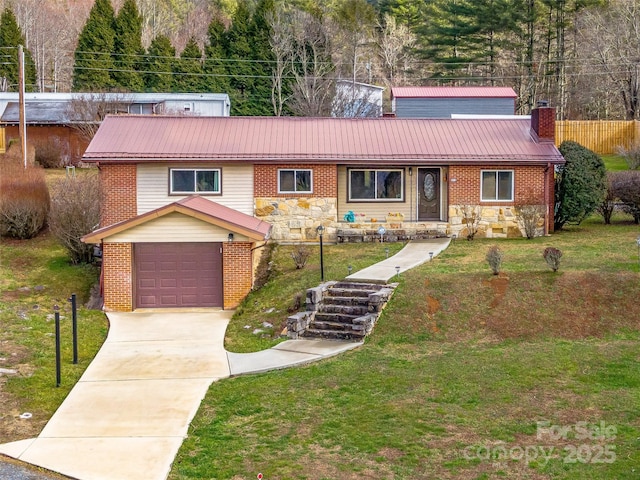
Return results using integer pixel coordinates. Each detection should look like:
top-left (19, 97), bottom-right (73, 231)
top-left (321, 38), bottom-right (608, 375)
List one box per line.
top-left (1, 0), bottom-right (638, 119)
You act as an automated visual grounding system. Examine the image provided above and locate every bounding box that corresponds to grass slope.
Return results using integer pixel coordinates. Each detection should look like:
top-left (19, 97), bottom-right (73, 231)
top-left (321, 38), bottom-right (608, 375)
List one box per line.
top-left (171, 217), bottom-right (640, 480)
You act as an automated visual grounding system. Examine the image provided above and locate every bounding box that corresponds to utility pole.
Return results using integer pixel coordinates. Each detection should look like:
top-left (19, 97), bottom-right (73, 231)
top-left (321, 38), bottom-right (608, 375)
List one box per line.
top-left (18, 45), bottom-right (27, 169)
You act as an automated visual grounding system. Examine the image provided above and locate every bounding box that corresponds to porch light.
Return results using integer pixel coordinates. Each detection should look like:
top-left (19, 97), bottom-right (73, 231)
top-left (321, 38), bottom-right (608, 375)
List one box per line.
top-left (228, 233), bottom-right (234, 243)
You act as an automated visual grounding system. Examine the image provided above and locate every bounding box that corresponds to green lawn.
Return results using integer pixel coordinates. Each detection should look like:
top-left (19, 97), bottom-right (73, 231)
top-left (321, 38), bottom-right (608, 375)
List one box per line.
top-left (171, 216), bottom-right (640, 480)
top-left (601, 154), bottom-right (629, 171)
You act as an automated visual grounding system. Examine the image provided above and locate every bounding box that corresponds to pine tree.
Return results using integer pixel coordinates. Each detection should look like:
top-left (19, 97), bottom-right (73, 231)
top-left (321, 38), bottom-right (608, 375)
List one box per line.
top-left (203, 16), bottom-right (231, 95)
top-left (223, 0), bottom-right (255, 115)
top-left (248, 0), bottom-right (277, 115)
top-left (73, 0), bottom-right (116, 91)
top-left (0, 8), bottom-right (37, 92)
top-left (113, 0), bottom-right (144, 91)
top-left (144, 35), bottom-right (175, 92)
top-left (172, 38), bottom-right (205, 93)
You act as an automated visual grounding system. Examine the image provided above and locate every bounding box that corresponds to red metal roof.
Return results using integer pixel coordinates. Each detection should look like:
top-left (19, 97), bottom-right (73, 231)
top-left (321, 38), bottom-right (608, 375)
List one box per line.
top-left (82, 195), bottom-right (271, 243)
top-left (83, 115), bottom-right (563, 165)
top-left (391, 86), bottom-right (517, 99)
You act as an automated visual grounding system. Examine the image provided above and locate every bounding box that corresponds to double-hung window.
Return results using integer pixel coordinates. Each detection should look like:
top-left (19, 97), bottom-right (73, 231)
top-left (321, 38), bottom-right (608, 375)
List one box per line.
top-left (170, 168), bottom-right (221, 194)
top-left (481, 170), bottom-right (513, 201)
top-left (348, 169), bottom-right (403, 201)
top-left (278, 169), bottom-right (312, 193)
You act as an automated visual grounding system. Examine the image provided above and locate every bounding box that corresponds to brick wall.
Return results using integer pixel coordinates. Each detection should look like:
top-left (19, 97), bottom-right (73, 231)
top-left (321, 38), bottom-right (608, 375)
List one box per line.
top-left (448, 165), bottom-right (547, 206)
top-left (102, 242), bottom-right (133, 311)
top-left (223, 242), bottom-right (253, 309)
top-left (100, 164), bottom-right (137, 227)
top-left (254, 164), bottom-right (337, 197)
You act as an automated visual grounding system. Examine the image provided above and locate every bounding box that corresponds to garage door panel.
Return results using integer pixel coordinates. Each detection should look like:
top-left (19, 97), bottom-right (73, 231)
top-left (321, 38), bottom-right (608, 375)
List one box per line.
top-left (135, 243), bottom-right (223, 308)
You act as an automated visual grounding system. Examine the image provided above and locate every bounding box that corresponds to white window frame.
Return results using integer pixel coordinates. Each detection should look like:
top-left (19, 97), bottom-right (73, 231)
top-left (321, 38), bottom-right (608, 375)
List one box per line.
top-left (348, 168), bottom-right (404, 202)
top-left (169, 168), bottom-right (221, 195)
top-left (480, 170), bottom-right (514, 202)
top-left (278, 169), bottom-right (313, 194)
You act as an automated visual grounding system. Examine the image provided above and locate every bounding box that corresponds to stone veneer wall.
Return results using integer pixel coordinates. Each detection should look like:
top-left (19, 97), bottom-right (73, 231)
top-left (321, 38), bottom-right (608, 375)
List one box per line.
top-left (255, 197), bottom-right (337, 241)
top-left (448, 205), bottom-right (544, 238)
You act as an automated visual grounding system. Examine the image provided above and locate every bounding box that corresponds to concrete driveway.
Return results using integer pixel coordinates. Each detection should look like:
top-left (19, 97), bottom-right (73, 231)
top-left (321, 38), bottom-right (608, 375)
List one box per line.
top-left (0, 310), bottom-right (233, 480)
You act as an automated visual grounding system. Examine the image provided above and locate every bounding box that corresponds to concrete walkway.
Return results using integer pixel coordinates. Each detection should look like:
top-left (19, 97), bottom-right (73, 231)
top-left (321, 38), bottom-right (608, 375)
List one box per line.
top-left (0, 239), bottom-right (450, 480)
top-left (346, 237), bottom-right (451, 283)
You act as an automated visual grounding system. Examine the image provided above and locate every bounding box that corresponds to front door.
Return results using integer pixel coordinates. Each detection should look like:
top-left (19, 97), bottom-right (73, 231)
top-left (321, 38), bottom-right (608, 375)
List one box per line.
top-left (418, 168), bottom-right (441, 221)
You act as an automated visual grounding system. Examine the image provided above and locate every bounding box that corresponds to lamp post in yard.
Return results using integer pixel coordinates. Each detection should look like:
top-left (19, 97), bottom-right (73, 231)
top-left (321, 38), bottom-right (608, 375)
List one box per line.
top-left (317, 225), bottom-right (325, 281)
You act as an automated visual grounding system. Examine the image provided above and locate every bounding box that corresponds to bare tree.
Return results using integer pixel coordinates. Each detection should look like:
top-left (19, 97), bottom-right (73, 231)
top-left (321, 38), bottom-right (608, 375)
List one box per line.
top-left (377, 13), bottom-right (416, 87)
top-left (580, 0), bottom-right (640, 120)
top-left (65, 92), bottom-right (133, 143)
top-left (267, 7), bottom-right (291, 116)
top-left (287, 10), bottom-right (336, 117)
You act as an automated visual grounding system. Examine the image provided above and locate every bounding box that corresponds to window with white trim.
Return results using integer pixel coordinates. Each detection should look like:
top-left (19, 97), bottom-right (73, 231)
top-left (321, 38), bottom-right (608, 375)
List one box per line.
top-left (278, 169), bottom-right (312, 193)
top-left (481, 170), bottom-right (513, 201)
top-left (348, 169), bottom-right (404, 201)
top-left (170, 168), bottom-right (220, 194)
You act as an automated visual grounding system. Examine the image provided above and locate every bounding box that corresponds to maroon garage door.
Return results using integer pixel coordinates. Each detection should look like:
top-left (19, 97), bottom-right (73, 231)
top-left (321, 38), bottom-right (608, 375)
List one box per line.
top-left (135, 243), bottom-right (223, 308)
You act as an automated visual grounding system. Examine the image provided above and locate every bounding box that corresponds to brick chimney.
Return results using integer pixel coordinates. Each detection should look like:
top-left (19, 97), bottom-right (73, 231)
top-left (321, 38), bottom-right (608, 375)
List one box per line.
top-left (531, 101), bottom-right (555, 143)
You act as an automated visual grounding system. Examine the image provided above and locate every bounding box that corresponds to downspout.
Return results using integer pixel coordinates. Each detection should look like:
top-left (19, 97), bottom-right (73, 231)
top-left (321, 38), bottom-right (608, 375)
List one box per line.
top-left (544, 162), bottom-right (551, 235)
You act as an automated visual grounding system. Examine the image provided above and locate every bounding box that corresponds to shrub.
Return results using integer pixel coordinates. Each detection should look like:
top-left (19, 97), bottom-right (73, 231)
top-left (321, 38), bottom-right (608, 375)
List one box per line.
top-left (34, 140), bottom-right (64, 168)
top-left (291, 244), bottom-right (311, 269)
top-left (0, 160), bottom-right (50, 239)
top-left (515, 203), bottom-right (546, 239)
top-left (543, 247), bottom-right (563, 272)
top-left (555, 141), bottom-right (607, 231)
top-left (48, 173), bottom-right (102, 264)
top-left (617, 142), bottom-right (640, 170)
top-left (611, 170), bottom-right (640, 224)
top-left (253, 242), bottom-right (277, 291)
top-left (598, 172), bottom-right (618, 225)
top-left (486, 245), bottom-right (503, 275)
top-left (461, 205), bottom-right (482, 240)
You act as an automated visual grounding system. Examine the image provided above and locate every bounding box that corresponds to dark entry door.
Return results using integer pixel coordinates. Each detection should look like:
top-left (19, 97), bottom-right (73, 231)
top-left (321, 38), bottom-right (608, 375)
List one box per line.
top-left (418, 168), bottom-right (441, 221)
top-left (135, 242), bottom-right (223, 308)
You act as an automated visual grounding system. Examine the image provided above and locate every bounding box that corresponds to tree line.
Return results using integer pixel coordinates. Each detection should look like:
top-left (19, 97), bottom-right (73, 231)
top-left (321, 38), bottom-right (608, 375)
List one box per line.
top-left (1, 0), bottom-right (639, 119)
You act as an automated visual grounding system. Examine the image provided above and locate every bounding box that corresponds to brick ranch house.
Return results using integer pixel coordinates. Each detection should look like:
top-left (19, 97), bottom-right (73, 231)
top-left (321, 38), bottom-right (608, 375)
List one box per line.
top-left (81, 106), bottom-right (564, 312)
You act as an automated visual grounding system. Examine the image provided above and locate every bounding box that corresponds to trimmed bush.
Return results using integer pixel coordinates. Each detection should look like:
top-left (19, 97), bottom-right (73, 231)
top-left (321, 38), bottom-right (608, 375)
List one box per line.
top-left (0, 159), bottom-right (50, 239)
top-left (611, 170), bottom-right (640, 224)
top-left (34, 140), bottom-right (64, 168)
top-left (48, 173), bottom-right (102, 264)
top-left (543, 247), bottom-right (563, 272)
top-left (486, 245), bottom-right (503, 275)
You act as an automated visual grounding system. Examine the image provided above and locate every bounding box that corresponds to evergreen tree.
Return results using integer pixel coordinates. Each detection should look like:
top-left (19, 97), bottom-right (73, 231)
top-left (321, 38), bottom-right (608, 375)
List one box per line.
top-left (204, 16), bottom-right (231, 95)
top-left (223, 0), bottom-right (255, 115)
top-left (144, 35), bottom-right (175, 92)
top-left (420, 0), bottom-right (480, 81)
top-left (73, 0), bottom-right (116, 91)
top-left (555, 141), bottom-right (608, 230)
top-left (113, 0), bottom-right (144, 91)
top-left (0, 8), bottom-right (37, 92)
top-left (172, 38), bottom-right (205, 93)
top-left (248, 0), bottom-right (277, 115)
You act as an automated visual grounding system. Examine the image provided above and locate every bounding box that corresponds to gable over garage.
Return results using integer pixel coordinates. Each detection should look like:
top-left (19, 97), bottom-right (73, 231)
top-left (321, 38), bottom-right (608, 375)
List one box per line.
top-left (83, 196), bottom-right (270, 311)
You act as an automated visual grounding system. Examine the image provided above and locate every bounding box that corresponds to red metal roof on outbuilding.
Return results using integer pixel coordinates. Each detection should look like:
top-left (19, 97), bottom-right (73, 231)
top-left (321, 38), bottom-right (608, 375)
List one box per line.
top-left (83, 115), bottom-right (563, 165)
top-left (391, 86), bottom-right (518, 99)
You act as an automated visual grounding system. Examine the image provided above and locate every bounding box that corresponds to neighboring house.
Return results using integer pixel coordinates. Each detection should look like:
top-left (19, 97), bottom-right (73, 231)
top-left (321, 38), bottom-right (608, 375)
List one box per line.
top-left (0, 92), bottom-right (230, 161)
top-left (81, 105), bottom-right (563, 312)
top-left (391, 86), bottom-right (517, 118)
top-left (333, 80), bottom-right (384, 117)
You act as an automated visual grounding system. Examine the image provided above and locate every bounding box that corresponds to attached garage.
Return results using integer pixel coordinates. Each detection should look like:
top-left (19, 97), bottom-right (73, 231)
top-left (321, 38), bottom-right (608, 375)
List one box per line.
top-left (135, 243), bottom-right (223, 308)
top-left (83, 196), bottom-right (271, 312)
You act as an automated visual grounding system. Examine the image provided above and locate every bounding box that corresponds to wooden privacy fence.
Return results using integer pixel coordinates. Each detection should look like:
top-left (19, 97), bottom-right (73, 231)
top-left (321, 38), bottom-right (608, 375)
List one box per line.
top-left (555, 120), bottom-right (639, 154)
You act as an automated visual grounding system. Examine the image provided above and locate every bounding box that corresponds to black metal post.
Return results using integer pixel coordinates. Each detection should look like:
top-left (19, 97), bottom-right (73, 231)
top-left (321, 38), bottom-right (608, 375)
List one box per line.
top-left (69, 293), bottom-right (78, 364)
top-left (54, 306), bottom-right (61, 387)
top-left (319, 232), bottom-right (324, 282)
